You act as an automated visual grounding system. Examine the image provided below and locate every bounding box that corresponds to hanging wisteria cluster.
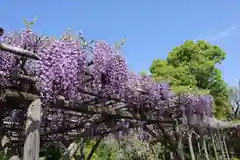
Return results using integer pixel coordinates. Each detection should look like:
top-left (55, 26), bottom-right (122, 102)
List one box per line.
top-left (0, 28), bottom-right (213, 120)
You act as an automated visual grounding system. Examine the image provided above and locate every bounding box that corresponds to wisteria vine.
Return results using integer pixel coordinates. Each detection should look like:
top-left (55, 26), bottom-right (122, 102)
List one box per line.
top-left (0, 28), bottom-right (213, 121)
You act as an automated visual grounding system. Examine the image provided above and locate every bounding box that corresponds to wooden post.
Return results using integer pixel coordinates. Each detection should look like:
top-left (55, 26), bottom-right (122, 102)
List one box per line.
top-left (210, 133), bottom-right (219, 160)
top-left (222, 135), bottom-right (230, 160)
top-left (217, 131), bottom-right (226, 160)
top-left (172, 120), bottom-right (185, 160)
top-left (203, 136), bottom-right (210, 160)
top-left (196, 138), bottom-right (201, 160)
top-left (23, 99), bottom-right (41, 160)
top-left (187, 131), bottom-right (196, 160)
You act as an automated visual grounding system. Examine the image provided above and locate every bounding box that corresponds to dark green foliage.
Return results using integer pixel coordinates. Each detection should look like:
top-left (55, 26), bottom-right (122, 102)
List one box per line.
top-left (40, 145), bottom-right (61, 160)
top-left (0, 151), bottom-right (8, 160)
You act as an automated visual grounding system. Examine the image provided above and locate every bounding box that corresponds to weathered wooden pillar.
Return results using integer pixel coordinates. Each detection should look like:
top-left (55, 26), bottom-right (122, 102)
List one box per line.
top-left (187, 130), bottom-right (196, 160)
top-left (172, 120), bottom-right (185, 160)
top-left (203, 136), bottom-right (210, 160)
top-left (170, 152), bottom-right (174, 160)
top-left (23, 99), bottom-right (41, 160)
top-left (217, 131), bottom-right (226, 160)
top-left (222, 135), bottom-right (230, 160)
top-left (196, 137), bottom-right (201, 160)
top-left (210, 132), bottom-right (219, 160)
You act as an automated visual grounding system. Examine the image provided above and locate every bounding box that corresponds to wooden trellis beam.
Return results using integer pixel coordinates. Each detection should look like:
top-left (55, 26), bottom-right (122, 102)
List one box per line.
top-left (0, 43), bottom-right (40, 60)
top-left (2, 89), bottom-right (173, 124)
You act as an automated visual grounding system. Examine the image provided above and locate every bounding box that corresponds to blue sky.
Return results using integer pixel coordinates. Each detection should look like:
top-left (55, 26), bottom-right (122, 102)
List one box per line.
top-left (1, 0), bottom-right (240, 86)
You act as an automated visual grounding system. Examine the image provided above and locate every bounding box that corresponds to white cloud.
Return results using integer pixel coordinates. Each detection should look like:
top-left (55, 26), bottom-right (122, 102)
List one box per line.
top-left (208, 25), bottom-right (237, 41)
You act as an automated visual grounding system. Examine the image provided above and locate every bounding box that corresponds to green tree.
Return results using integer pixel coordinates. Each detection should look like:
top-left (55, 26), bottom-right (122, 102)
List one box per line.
top-left (150, 40), bottom-right (230, 118)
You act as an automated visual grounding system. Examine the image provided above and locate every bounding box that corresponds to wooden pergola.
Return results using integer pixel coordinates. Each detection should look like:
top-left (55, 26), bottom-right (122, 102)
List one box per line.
top-left (0, 39), bottom-right (239, 160)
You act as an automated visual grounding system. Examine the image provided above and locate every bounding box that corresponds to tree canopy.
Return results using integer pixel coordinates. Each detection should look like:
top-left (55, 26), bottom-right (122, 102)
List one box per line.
top-left (150, 40), bottom-right (230, 118)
